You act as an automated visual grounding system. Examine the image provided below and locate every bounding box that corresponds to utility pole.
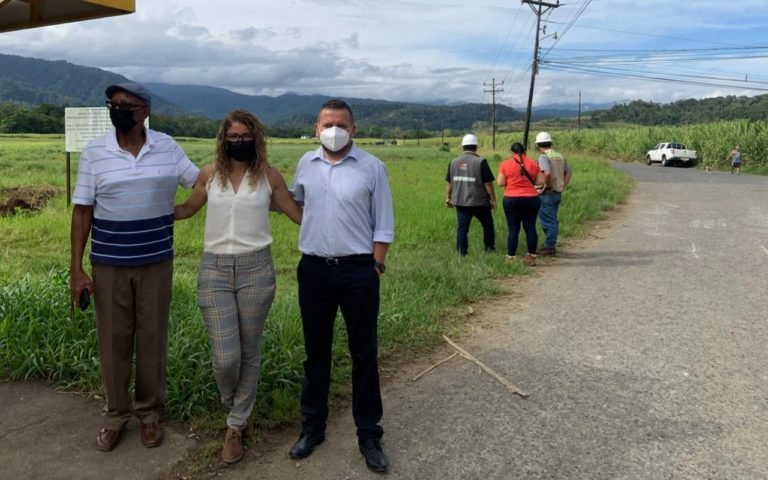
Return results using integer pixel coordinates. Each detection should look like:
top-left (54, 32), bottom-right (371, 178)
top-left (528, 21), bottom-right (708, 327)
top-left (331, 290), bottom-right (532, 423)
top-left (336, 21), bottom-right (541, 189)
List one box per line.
top-left (521, 0), bottom-right (560, 150)
top-left (578, 91), bottom-right (582, 132)
top-left (441, 121), bottom-right (445, 145)
top-left (416, 119), bottom-right (423, 146)
top-left (484, 78), bottom-right (504, 150)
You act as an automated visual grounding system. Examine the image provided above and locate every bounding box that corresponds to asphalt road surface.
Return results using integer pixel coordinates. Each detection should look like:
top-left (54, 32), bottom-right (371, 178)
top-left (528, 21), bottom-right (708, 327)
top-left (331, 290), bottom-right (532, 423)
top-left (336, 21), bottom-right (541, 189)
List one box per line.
top-left (223, 163), bottom-right (768, 480)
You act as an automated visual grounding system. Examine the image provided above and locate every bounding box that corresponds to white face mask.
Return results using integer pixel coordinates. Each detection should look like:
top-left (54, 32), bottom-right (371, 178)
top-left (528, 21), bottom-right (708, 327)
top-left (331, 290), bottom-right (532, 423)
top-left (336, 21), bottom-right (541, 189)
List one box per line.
top-left (319, 126), bottom-right (350, 152)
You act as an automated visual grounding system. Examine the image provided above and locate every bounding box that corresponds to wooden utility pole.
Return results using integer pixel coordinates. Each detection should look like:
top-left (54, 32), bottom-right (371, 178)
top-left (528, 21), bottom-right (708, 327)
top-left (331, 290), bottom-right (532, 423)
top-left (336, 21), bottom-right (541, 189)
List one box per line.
top-left (521, 0), bottom-right (560, 150)
top-left (484, 78), bottom-right (504, 150)
top-left (578, 91), bottom-right (582, 132)
top-left (441, 121), bottom-right (445, 145)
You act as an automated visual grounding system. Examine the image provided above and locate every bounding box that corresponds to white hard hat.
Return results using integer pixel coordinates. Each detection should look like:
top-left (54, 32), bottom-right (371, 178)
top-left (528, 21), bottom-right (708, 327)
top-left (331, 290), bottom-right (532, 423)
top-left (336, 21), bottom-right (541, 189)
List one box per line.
top-left (535, 131), bottom-right (552, 144)
top-left (461, 134), bottom-right (478, 146)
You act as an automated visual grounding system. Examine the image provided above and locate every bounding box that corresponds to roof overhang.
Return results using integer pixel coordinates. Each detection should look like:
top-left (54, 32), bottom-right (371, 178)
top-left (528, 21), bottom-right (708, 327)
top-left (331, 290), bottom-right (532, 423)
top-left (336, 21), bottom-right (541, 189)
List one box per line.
top-left (0, 0), bottom-right (135, 33)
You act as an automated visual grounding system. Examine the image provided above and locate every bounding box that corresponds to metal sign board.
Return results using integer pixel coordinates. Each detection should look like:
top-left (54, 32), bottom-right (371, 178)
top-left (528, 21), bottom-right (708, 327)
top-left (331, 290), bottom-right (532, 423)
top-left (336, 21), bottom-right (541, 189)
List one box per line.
top-left (65, 107), bottom-right (148, 152)
top-left (65, 107), bottom-right (111, 153)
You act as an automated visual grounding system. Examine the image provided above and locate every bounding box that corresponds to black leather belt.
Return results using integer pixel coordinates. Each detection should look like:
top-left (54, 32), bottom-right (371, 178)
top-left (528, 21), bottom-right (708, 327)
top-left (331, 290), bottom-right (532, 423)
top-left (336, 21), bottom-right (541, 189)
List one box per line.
top-left (303, 254), bottom-right (374, 266)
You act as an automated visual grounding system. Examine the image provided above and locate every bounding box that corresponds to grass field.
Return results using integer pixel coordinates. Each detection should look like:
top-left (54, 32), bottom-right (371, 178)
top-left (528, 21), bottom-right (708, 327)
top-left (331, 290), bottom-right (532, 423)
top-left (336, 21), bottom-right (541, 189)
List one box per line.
top-left (0, 133), bottom-right (633, 438)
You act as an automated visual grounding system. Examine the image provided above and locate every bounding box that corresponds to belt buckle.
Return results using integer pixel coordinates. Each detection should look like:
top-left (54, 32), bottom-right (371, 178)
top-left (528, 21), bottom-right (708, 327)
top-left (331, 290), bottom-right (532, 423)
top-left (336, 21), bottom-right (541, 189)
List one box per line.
top-left (325, 257), bottom-right (340, 266)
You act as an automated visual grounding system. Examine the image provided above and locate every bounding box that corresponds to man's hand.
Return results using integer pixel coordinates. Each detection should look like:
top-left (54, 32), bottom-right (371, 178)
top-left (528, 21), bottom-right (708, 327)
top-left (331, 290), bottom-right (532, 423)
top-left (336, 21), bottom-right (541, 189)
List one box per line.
top-left (445, 198), bottom-right (454, 208)
top-left (70, 269), bottom-right (93, 303)
top-left (490, 199), bottom-right (497, 211)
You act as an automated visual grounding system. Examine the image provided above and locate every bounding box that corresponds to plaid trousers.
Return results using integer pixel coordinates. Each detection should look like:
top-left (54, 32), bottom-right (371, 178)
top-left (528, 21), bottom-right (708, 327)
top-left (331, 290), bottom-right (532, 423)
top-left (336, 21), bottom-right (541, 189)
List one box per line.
top-left (197, 248), bottom-right (276, 430)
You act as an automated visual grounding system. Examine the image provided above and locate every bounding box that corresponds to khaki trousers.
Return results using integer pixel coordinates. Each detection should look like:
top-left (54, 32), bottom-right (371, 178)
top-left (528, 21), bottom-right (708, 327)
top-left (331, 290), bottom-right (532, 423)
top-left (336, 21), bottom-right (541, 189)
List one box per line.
top-left (92, 259), bottom-right (172, 430)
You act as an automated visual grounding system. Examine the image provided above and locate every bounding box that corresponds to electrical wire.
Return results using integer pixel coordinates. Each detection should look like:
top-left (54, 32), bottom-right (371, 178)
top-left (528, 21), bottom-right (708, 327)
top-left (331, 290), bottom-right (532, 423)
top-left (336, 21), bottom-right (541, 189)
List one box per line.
top-left (547, 51), bottom-right (768, 65)
top-left (540, 0), bottom-right (593, 58)
top-left (543, 20), bottom-right (749, 48)
top-left (492, 16), bottom-right (538, 104)
top-left (484, 4), bottom-right (527, 80)
top-left (544, 60), bottom-right (768, 86)
top-left (543, 62), bottom-right (768, 92)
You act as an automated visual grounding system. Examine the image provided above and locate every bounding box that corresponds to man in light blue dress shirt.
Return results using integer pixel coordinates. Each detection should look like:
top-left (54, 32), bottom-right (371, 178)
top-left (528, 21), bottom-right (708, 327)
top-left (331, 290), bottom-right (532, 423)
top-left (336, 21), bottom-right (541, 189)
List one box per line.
top-left (288, 99), bottom-right (394, 473)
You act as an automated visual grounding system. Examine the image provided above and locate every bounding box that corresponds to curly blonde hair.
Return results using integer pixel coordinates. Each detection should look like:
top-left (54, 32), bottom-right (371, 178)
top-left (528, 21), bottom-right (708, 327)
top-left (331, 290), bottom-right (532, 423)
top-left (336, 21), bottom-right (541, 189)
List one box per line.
top-left (214, 110), bottom-right (269, 190)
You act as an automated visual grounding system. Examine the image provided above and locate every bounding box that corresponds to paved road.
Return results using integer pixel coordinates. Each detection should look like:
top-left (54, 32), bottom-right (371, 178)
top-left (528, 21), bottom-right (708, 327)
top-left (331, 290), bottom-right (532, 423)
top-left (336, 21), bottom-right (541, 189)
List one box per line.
top-left (229, 164), bottom-right (768, 479)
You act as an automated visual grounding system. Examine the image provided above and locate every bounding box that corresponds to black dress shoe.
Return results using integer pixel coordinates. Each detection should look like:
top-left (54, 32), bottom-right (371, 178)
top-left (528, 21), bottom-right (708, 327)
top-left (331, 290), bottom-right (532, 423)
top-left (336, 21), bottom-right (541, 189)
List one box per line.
top-left (359, 437), bottom-right (388, 473)
top-left (288, 429), bottom-right (325, 459)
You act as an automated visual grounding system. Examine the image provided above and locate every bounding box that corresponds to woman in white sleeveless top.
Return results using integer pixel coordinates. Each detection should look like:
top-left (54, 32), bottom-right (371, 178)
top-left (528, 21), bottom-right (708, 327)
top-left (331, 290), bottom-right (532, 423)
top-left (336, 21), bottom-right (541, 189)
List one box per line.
top-left (175, 110), bottom-right (302, 464)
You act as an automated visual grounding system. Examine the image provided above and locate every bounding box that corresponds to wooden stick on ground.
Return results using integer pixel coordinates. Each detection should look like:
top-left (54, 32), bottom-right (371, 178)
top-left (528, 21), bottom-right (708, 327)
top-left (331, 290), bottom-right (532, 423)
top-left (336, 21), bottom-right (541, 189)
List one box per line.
top-left (411, 352), bottom-right (458, 382)
top-left (442, 335), bottom-right (529, 398)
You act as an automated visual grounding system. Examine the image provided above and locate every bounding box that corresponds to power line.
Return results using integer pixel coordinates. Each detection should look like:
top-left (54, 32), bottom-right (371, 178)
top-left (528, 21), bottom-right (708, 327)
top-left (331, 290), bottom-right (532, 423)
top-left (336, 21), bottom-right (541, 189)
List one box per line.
top-left (547, 52), bottom-right (768, 65)
top-left (484, 4), bottom-right (527, 81)
top-left (543, 20), bottom-right (750, 48)
top-left (540, 36), bottom-right (768, 96)
top-left (540, 0), bottom-right (593, 58)
top-left (542, 62), bottom-right (768, 92)
top-left (544, 60), bottom-right (768, 86)
top-left (569, 63), bottom-right (768, 86)
top-left (550, 45), bottom-right (768, 54)
top-left (640, 62), bottom-right (768, 84)
top-left (494, 17), bottom-right (538, 104)
top-left (493, 5), bottom-right (767, 111)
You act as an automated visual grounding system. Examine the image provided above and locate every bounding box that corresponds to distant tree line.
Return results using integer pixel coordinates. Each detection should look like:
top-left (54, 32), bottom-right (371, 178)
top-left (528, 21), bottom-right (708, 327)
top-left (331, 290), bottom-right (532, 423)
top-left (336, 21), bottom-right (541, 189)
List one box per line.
top-left (150, 113), bottom-right (219, 138)
top-left (0, 103), bottom-right (64, 133)
top-left (0, 102), bottom-right (220, 137)
top-left (11, 95), bottom-right (768, 139)
top-left (0, 101), bottom-right (477, 139)
top-left (592, 95), bottom-right (768, 125)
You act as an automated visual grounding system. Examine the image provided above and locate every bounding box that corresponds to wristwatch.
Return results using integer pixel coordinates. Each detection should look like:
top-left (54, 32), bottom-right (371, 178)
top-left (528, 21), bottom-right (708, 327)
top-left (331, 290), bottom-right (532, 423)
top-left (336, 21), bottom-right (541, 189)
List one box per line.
top-left (374, 262), bottom-right (386, 274)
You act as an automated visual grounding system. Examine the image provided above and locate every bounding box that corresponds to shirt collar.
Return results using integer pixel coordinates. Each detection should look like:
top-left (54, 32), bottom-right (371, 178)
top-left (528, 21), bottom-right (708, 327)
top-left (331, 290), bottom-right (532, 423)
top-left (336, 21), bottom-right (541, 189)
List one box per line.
top-left (106, 125), bottom-right (155, 152)
top-left (311, 143), bottom-right (360, 163)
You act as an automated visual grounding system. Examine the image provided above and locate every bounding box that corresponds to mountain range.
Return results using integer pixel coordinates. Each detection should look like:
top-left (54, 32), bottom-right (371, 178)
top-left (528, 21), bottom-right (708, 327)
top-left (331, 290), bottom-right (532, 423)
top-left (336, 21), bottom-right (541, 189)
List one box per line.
top-left (0, 54), bottom-right (182, 114)
top-left (0, 53), bottom-right (594, 131)
top-left (4, 53), bottom-right (765, 132)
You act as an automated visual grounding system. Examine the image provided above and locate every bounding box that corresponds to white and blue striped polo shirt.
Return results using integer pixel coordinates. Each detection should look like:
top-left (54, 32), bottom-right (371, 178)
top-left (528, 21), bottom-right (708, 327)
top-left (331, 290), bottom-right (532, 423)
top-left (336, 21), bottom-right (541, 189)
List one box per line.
top-left (73, 127), bottom-right (200, 266)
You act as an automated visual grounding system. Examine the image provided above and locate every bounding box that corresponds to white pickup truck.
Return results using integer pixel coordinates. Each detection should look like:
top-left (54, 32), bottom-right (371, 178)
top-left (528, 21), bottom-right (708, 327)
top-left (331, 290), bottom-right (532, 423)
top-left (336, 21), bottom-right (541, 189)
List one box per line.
top-left (645, 142), bottom-right (697, 167)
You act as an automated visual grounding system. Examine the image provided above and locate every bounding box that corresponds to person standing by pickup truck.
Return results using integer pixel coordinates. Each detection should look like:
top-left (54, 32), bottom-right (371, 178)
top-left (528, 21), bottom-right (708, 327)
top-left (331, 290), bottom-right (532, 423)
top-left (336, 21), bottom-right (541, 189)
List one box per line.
top-left (727, 145), bottom-right (742, 175)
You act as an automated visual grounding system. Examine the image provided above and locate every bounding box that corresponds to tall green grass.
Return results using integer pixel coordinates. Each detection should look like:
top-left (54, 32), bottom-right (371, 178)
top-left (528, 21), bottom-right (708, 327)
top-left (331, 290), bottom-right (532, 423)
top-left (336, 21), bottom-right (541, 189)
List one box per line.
top-left (516, 120), bottom-right (768, 174)
top-left (0, 134), bottom-right (632, 427)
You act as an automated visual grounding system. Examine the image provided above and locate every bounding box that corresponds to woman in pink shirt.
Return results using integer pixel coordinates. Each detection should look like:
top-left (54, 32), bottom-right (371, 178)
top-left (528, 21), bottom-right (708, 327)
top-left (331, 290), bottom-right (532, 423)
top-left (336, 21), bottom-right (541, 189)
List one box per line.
top-left (497, 142), bottom-right (544, 266)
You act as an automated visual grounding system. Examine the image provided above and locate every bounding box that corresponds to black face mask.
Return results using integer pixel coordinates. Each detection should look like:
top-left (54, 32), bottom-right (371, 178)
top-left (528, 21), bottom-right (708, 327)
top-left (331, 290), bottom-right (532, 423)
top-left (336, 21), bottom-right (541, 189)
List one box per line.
top-left (109, 108), bottom-right (138, 133)
top-left (226, 140), bottom-right (256, 162)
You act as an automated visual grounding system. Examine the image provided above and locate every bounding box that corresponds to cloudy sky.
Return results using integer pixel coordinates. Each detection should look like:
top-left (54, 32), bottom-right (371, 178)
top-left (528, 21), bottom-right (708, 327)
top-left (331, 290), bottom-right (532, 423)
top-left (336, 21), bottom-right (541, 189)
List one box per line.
top-left (2, 0), bottom-right (768, 108)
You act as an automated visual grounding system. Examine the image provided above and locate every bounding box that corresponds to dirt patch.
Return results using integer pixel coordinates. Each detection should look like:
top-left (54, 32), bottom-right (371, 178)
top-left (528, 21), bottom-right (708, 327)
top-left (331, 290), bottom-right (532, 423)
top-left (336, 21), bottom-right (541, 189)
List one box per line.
top-left (0, 185), bottom-right (62, 216)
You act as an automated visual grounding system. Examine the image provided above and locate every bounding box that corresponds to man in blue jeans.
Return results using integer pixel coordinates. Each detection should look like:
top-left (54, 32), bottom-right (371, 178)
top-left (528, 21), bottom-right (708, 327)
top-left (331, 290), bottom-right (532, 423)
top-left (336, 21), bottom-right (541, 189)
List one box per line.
top-left (445, 134), bottom-right (497, 256)
top-left (534, 132), bottom-right (572, 256)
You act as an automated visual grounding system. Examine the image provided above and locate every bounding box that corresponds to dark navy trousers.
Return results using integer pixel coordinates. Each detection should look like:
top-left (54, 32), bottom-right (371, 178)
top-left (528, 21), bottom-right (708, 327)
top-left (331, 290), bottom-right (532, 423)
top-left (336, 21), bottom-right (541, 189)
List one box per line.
top-left (297, 254), bottom-right (383, 440)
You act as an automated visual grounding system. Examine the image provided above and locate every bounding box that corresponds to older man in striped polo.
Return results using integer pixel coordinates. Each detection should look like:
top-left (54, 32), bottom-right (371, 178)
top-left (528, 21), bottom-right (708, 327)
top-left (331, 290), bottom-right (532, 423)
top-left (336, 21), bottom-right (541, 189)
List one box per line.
top-left (70, 83), bottom-right (199, 452)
